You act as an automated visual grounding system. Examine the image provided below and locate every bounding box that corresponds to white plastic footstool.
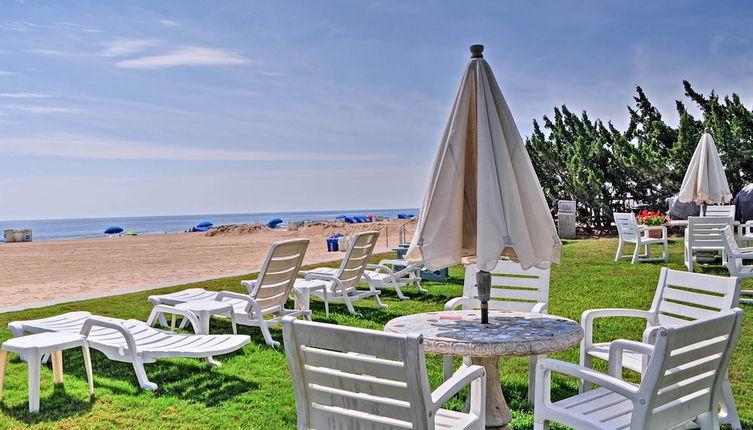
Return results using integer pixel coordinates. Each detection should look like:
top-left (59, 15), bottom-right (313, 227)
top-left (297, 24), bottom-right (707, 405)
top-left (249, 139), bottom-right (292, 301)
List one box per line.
top-left (0, 332), bottom-right (93, 412)
top-left (292, 279), bottom-right (328, 316)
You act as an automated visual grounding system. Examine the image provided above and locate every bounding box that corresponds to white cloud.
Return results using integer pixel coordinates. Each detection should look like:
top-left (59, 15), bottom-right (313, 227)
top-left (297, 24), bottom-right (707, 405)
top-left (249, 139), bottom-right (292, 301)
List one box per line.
top-left (115, 47), bottom-right (250, 69)
top-left (0, 20), bottom-right (35, 31)
top-left (0, 134), bottom-right (391, 161)
top-left (0, 92), bottom-right (50, 98)
top-left (159, 20), bottom-right (179, 27)
top-left (1, 105), bottom-right (84, 114)
top-left (0, 70), bottom-right (13, 76)
top-left (27, 49), bottom-right (77, 57)
top-left (100, 39), bottom-right (157, 57)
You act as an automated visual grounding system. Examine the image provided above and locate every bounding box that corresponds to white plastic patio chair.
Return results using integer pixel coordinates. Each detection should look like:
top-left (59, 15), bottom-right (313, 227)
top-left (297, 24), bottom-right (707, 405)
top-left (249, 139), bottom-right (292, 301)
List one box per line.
top-left (148, 239), bottom-right (312, 346)
top-left (684, 216), bottom-right (734, 271)
top-left (703, 204), bottom-right (735, 218)
top-left (721, 225), bottom-right (753, 305)
top-left (580, 267), bottom-right (742, 429)
top-left (299, 231), bottom-right (387, 316)
top-left (535, 308), bottom-right (744, 430)
top-left (443, 260), bottom-right (550, 405)
top-left (281, 316), bottom-right (487, 429)
top-left (7, 310), bottom-right (250, 390)
top-left (362, 259), bottom-right (427, 300)
top-left (737, 220), bottom-right (753, 246)
top-left (613, 213), bottom-right (668, 264)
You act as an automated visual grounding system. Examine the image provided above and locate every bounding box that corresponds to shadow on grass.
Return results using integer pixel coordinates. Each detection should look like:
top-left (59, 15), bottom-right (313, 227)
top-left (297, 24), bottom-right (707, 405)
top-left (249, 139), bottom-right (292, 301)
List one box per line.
top-left (0, 383), bottom-right (93, 424)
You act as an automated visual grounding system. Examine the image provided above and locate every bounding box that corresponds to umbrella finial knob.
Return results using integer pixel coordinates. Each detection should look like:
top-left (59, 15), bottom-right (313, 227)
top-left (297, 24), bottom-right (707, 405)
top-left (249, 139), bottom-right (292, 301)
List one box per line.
top-left (470, 44), bottom-right (484, 58)
top-left (704, 127), bottom-right (712, 134)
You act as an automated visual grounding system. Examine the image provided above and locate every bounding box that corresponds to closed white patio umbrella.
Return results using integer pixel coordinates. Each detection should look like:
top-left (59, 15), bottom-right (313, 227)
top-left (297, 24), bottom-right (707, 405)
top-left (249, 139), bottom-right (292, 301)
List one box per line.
top-left (405, 45), bottom-right (562, 323)
top-left (677, 128), bottom-right (732, 214)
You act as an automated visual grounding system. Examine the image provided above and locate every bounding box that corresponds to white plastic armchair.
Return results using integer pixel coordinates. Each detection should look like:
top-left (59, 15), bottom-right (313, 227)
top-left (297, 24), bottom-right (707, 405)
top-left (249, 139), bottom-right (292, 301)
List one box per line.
top-left (684, 216), bottom-right (734, 271)
top-left (536, 309), bottom-right (744, 430)
top-left (362, 259), bottom-right (426, 299)
top-left (721, 225), bottom-right (753, 304)
top-left (579, 267), bottom-right (742, 429)
top-left (737, 220), bottom-right (753, 246)
top-left (282, 316), bottom-right (486, 429)
top-left (613, 212), bottom-right (668, 264)
top-left (444, 260), bottom-right (549, 405)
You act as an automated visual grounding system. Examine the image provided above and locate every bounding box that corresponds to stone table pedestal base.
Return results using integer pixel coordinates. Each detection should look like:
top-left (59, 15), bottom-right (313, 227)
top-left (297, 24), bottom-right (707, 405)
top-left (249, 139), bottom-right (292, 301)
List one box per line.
top-left (471, 356), bottom-right (511, 430)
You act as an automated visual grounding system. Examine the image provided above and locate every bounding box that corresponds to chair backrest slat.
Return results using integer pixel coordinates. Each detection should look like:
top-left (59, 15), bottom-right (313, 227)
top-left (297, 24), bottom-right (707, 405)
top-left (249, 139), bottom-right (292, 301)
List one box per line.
top-left (650, 268), bottom-right (740, 326)
top-left (336, 231), bottom-right (380, 290)
top-left (251, 239), bottom-right (309, 309)
top-left (687, 216), bottom-right (734, 249)
top-left (637, 309), bottom-right (743, 430)
top-left (283, 318), bottom-right (432, 429)
top-left (703, 205), bottom-right (735, 218)
top-left (614, 213), bottom-right (639, 241)
top-left (463, 260), bottom-right (550, 312)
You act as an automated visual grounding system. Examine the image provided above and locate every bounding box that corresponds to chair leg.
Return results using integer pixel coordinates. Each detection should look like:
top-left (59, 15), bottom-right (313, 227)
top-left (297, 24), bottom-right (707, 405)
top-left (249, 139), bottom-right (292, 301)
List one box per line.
top-left (415, 279), bottom-right (427, 293)
top-left (258, 320), bottom-right (280, 347)
top-left (51, 350), bottom-right (63, 384)
top-left (527, 355), bottom-right (542, 406)
top-left (579, 353), bottom-right (592, 393)
top-left (132, 359), bottom-right (158, 390)
top-left (663, 240), bottom-right (669, 262)
top-left (393, 285), bottom-right (410, 300)
top-left (697, 411), bottom-right (720, 430)
top-left (615, 240), bottom-right (624, 261)
top-left (631, 242), bottom-right (640, 264)
top-left (0, 350), bottom-right (7, 402)
top-left (27, 351), bottom-right (41, 412)
top-left (81, 344), bottom-right (94, 396)
top-left (533, 419), bottom-right (550, 430)
top-left (720, 375), bottom-right (742, 430)
top-left (442, 355), bottom-right (454, 381)
top-left (372, 292), bottom-right (387, 309)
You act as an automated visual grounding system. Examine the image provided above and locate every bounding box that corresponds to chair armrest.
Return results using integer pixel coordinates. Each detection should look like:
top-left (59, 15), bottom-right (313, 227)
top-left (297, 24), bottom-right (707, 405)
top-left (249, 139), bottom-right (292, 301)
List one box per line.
top-left (607, 339), bottom-right (655, 378)
top-left (146, 305), bottom-right (202, 333)
top-left (80, 317), bottom-right (139, 356)
top-left (531, 302), bottom-right (548, 314)
top-left (366, 264), bottom-right (394, 275)
top-left (581, 308), bottom-right (655, 349)
top-left (538, 358), bottom-right (639, 399)
top-left (240, 280), bottom-right (257, 294)
top-left (430, 364), bottom-right (486, 410)
top-left (445, 297), bottom-right (479, 311)
top-left (215, 291), bottom-right (255, 312)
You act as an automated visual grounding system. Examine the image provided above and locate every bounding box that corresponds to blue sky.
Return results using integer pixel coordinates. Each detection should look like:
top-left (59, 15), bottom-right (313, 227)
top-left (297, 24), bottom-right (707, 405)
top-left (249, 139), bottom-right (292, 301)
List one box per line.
top-left (1, 0), bottom-right (752, 220)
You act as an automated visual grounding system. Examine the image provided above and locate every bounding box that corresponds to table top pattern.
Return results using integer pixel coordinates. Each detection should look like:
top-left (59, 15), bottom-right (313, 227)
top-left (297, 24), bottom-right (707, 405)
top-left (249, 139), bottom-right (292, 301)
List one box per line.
top-left (385, 310), bottom-right (583, 357)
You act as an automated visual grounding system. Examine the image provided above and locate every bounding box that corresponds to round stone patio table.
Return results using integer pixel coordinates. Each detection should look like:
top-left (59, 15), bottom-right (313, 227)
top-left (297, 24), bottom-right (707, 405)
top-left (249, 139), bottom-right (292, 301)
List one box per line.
top-left (384, 310), bottom-right (583, 430)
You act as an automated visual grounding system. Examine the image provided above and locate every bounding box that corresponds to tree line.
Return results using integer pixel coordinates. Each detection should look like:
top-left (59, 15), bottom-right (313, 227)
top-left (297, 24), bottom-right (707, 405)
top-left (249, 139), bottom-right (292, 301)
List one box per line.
top-left (525, 81), bottom-right (753, 228)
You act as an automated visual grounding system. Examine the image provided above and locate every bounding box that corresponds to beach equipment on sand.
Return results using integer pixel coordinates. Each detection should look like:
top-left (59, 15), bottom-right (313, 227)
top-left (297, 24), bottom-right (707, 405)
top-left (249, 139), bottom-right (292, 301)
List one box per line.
top-left (104, 226), bottom-right (123, 235)
top-left (148, 239), bottom-right (318, 346)
top-left (405, 44), bottom-right (561, 323)
top-left (266, 218), bottom-right (283, 228)
top-left (300, 231), bottom-right (386, 316)
top-left (124, 231), bottom-right (138, 236)
top-left (677, 128), bottom-right (732, 215)
top-left (196, 221), bottom-right (213, 228)
top-left (7, 310), bottom-right (250, 391)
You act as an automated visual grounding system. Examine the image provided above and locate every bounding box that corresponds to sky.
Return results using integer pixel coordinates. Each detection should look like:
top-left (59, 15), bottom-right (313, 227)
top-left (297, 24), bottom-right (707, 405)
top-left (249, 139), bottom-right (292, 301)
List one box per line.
top-left (1, 0), bottom-right (752, 220)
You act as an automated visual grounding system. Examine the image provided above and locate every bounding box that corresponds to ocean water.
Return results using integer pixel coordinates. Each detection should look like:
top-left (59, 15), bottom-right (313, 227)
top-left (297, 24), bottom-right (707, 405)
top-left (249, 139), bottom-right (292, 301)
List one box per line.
top-left (0, 209), bottom-right (419, 242)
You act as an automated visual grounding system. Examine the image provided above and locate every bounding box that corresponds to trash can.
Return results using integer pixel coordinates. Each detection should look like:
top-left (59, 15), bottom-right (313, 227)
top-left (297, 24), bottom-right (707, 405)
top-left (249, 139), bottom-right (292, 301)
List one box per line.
top-left (326, 238), bottom-right (339, 252)
top-left (337, 236), bottom-right (351, 251)
top-left (557, 200), bottom-right (577, 239)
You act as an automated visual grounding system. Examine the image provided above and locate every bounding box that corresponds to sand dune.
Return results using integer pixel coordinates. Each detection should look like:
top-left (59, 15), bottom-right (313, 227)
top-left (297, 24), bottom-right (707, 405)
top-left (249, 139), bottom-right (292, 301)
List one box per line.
top-left (0, 219), bottom-right (416, 311)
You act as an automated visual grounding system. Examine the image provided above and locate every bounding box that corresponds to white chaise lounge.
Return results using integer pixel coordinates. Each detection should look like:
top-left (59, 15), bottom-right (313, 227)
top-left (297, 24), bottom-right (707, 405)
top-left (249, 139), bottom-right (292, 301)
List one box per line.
top-left (8, 309), bottom-right (250, 390)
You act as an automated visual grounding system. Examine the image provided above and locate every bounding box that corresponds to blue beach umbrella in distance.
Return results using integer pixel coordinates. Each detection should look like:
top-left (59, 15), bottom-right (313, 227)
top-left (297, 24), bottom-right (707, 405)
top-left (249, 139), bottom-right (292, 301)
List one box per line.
top-left (197, 221), bottom-right (213, 228)
top-left (104, 226), bottom-right (124, 235)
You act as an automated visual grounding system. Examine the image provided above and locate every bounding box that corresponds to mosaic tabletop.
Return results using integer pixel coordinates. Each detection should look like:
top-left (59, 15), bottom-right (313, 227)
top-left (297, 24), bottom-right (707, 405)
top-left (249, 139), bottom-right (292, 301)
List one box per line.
top-left (385, 310), bottom-right (583, 357)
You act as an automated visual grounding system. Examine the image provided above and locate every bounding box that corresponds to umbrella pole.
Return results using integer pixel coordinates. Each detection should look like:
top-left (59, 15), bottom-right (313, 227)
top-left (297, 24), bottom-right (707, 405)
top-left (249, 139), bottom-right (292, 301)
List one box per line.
top-left (701, 203), bottom-right (707, 216)
top-left (477, 270), bottom-right (491, 324)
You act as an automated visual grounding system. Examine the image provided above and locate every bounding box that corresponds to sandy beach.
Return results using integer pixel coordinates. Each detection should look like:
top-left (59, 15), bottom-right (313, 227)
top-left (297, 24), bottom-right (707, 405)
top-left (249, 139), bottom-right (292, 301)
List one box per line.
top-left (0, 219), bottom-right (416, 311)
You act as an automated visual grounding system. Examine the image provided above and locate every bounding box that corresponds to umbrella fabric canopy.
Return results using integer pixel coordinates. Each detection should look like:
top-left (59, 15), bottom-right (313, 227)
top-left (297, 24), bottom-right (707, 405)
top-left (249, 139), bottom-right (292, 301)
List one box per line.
top-left (677, 130), bottom-right (732, 205)
top-left (104, 226), bottom-right (123, 234)
top-left (405, 45), bottom-right (561, 273)
top-left (196, 221), bottom-right (213, 228)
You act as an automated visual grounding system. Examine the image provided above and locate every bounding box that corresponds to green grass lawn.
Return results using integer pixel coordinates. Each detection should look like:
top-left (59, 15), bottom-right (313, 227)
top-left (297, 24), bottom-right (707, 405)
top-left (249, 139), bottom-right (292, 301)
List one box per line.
top-left (0, 237), bottom-right (750, 429)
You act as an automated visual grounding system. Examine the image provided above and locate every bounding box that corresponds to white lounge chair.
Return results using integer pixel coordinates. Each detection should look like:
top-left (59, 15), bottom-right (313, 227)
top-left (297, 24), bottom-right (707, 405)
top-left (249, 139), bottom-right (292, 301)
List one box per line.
top-left (362, 259), bottom-right (426, 300)
top-left (444, 260), bottom-right (550, 405)
top-left (684, 216), bottom-right (734, 271)
top-left (580, 268), bottom-right (742, 429)
top-left (535, 309), bottom-right (744, 430)
top-left (704, 204), bottom-right (735, 218)
top-left (7, 310), bottom-right (250, 390)
top-left (148, 239), bottom-right (314, 346)
top-left (721, 225), bottom-right (753, 304)
top-left (281, 316), bottom-right (487, 429)
top-left (613, 212), bottom-right (668, 264)
top-left (299, 231), bottom-right (387, 316)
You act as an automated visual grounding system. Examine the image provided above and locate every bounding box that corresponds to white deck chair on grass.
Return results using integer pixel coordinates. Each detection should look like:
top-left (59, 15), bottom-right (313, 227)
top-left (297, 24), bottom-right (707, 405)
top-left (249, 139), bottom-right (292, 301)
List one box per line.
top-left (443, 260), bottom-right (550, 405)
top-left (148, 239), bottom-right (313, 346)
top-left (362, 259), bottom-right (427, 300)
top-left (703, 204), bottom-right (735, 218)
top-left (684, 216), bottom-right (734, 272)
top-left (7, 310), bottom-right (250, 390)
top-left (299, 231), bottom-right (387, 316)
top-left (535, 308), bottom-right (744, 430)
top-left (613, 212), bottom-right (668, 264)
top-left (721, 225), bottom-right (753, 304)
top-left (282, 316), bottom-right (487, 429)
top-left (580, 268), bottom-right (742, 429)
